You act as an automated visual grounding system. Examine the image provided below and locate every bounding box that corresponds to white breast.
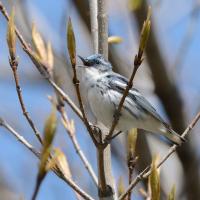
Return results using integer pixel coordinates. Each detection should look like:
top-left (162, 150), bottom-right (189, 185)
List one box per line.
top-left (80, 67), bottom-right (164, 134)
top-left (88, 85), bottom-right (115, 128)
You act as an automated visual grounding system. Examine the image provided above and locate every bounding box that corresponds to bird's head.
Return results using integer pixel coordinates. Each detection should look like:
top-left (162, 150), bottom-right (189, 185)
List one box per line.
top-left (78, 54), bottom-right (112, 72)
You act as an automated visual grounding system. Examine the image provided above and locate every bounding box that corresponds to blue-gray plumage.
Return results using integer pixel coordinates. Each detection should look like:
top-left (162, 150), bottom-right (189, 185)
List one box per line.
top-left (78, 54), bottom-right (184, 145)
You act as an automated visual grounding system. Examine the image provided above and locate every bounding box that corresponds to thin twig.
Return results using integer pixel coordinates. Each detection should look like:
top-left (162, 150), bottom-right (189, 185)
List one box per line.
top-left (0, 118), bottom-right (40, 157)
top-left (127, 156), bottom-right (138, 200)
top-left (0, 117), bottom-right (95, 200)
top-left (97, 147), bottom-right (108, 194)
top-left (54, 167), bottom-right (95, 200)
top-left (0, 4), bottom-right (94, 198)
top-left (59, 105), bottom-right (98, 186)
top-left (0, 2), bottom-right (84, 124)
top-left (71, 62), bottom-right (97, 146)
top-left (96, 1), bottom-right (115, 199)
top-left (67, 18), bottom-right (97, 146)
top-left (105, 7), bottom-right (151, 142)
top-left (119, 111), bottom-right (200, 200)
top-left (2, 2), bottom-right (103, 199)
top-left (48, 79), bottom-right (83, 120)
top-left (97, 0), bottom-right (108, 59)
top-left (9, 58), bottom-right (43, 144)
top-left (105, 57), bottom-right (142, 141)
top-left (1, 1), bottom-right (94, 147)
top-left (31, 175), bottom-right (44, 200)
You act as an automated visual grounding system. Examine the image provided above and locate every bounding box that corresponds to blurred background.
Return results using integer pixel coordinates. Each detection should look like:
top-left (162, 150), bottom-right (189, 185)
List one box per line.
top-left (0, 0), bottom-right (200, 199)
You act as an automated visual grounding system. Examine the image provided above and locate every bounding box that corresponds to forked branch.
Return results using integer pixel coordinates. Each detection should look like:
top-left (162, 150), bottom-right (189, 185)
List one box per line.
top-left (119, 111), bottom-right (200, 200)
top-left (0, 2), bottom-right (84, 124)
top-left (0, 118), bottom-right (94, 200)
top-left (105, 7), bottom-right (151, 141)
top-left (48, 97), bottom-right (98, 186)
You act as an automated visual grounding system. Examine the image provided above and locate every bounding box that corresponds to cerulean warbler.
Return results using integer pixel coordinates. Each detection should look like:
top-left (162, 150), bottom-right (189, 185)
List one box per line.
top-left (78, 54), bottom-right (184, 145)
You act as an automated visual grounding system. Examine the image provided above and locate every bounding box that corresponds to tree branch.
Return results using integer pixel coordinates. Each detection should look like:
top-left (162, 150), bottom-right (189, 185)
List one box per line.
top-left (67, 18), bottom-right (98, 147)
top-left (89, 0), bottom-right (98, 53)
top-left (0, 3), bottom-right (95, 198)
top-left (72, 0), bottom-right (153, 193)
top-left (105, 59), bottom-right (141, 141)
top-left (119, 111), bottom-right (200, 200)
top-left (105, 7), bottom-right (151, 141)
top-left (48, 79), bottom-right (83, 119)
top-left (0, 2), bottom-right (84, 123)
top-left (57, 102), bottom-right (98, 186)
top-left (8, 51), bottom-right (43, 145)
top-left (0, 117), bottom-right (95, 200)
top-left (95, 1), bottom-right (115, 199)
top-left (0, 118), bottom-right (40, 157)
top-left (97, 0), bottom-right (108, 59)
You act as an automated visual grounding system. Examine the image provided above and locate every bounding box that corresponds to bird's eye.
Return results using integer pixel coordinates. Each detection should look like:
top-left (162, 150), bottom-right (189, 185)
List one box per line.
top-left (95, 60), bottom-right (100, 64)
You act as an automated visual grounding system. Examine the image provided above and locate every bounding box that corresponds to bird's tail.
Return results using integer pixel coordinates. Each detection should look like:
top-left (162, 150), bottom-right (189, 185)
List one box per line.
top-left (162, 126), bottom-right (185, 145)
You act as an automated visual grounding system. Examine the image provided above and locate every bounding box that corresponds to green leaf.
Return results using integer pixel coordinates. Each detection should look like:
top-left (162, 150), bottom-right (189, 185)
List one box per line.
top-left (138, 6), bottom-right (151, 58)
top-left (67, 17), bottom-right (76, 66)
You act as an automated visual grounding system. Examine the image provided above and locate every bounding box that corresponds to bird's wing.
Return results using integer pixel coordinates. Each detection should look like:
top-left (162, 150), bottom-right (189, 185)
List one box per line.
top-left (107, 73), bottom-right (165, 123)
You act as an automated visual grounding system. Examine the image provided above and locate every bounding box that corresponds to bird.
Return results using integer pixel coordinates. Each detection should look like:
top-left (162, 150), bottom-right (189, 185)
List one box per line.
top-left (78, 54), bottom-right (184, 145)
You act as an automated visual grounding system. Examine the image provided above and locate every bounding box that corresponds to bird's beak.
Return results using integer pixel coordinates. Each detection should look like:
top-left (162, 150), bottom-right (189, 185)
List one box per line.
top-left (78, 55), bottom-right (88, 65)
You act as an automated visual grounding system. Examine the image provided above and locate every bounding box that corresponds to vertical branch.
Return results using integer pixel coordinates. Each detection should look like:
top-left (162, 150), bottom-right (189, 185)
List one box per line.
top-left (89, 0), bottom-right (98, 53)
top-left (72, 1), bottom-right (153, 188)
top-left (97, 147), bottom-right (108, 193)
top-left (97, 0), bottom-right (108, 59)
top-left (95, 0), bottom-right (115, 199)
top-left (67, 18), bottom-right (97, 146)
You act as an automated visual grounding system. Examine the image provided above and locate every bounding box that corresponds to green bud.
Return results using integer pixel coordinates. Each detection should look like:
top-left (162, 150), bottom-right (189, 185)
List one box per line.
top-left (138, 6), bottom-right (151, 58)
top-left (67, 17), bottom-right (76, 66)
top-left (43, 107), bottom-right (57, 148)
top-left (7, 8), bottom-right (16, 60)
